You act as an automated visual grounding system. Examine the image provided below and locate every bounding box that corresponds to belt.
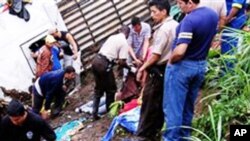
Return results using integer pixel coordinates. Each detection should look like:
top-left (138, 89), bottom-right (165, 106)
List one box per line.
top-left (97, 54), bottom-right (113, 63)
top-left (147, 64), bottom-right (166, 77)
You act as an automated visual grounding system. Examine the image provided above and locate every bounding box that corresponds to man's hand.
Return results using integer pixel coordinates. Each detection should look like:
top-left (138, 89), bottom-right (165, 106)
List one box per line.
top-left (133, 59), bottom-right (143, 66)
top-left (136, 68), bottom-right (143, 82)
top-left (41, 110), bottom-right (51, 120)
top-left (73, 53), bottom-right (78, 60)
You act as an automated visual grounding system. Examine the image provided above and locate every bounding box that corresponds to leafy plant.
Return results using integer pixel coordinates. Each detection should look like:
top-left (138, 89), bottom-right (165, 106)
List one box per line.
top-left (192, 27), bottom-right (250, 140)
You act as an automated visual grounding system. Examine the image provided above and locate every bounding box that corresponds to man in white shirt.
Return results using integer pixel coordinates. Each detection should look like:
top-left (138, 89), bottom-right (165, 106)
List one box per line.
top-left (91, 26), bottom-right (130, 120)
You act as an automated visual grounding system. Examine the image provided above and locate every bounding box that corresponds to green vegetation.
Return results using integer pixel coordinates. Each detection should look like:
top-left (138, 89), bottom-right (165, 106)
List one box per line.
top-left (192, 27), bottom-right (250, 140)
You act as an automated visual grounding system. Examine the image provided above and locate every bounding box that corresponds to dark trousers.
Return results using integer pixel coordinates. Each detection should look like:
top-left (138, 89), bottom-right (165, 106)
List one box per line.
top-left (92, 54), bottom-right (117, 117)
top-left (32, 87), bottom-right (44, 114)
top-left (136, 66), bottom-right (165, 139)
top-left (32, 86), bottom-right (66, 116)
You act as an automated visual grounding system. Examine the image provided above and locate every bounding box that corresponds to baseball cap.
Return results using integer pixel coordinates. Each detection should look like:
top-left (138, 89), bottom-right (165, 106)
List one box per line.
top-left (48, 28), bottom-right (58, 34)
top-left (7, 99), bottom-right (25, 117)
top-left (45, 35), bottom-right (56, 44)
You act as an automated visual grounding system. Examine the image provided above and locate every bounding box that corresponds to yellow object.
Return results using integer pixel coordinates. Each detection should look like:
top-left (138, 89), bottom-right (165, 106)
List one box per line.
top-left (23, 0), bottom-right (32, 3)
top-left (45, 35), bottom-right (56, 44)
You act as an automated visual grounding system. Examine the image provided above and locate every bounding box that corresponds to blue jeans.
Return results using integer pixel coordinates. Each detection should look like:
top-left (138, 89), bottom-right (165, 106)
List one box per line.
top-left (163, 60), bottom-right (207, 141)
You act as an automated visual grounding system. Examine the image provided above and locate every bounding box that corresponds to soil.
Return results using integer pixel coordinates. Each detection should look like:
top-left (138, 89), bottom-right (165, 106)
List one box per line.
top-left (0, 68), bottom-right (205, 141)
top-left (47, 69), bottom-right (138, 141)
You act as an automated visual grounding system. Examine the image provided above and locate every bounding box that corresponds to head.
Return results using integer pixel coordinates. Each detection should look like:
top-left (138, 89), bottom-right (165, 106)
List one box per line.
top-left (177, 0), bottom-right (200, 13)
top-left (45, 34), bottom-right (56, 47)
top-left (64, 66), bottom-right (76, 80)
top-left (148, 0), bottom-right (170, 24)
top-left (119, 25), bottom-right (130, 39)
top-left (48, 28), bottom-right (60, 38)
top-left (131, 17), bottom-right (142, 33)
top-left (7, 99), bottom-right (27, 126)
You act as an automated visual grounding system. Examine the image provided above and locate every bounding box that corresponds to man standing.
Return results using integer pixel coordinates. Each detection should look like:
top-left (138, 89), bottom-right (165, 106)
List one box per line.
top-left (221, 0), bottom-right (247, 69)
top-left (35, 35), bottom-right (55, 77)
top-left (136, 0), bottom-right (178, 140)
top-left (163, 0), bottom-right (218, 140)
top-left (32, 66), bottom-right (76, 119)
top-left (1, 99), bottom-right (56, 141)
top-left (127, 16), bottom-right (151, 65)
top-left (91, 26), bottom-right (130, 120)
top-left (49, 28), bottom-right (78, 67)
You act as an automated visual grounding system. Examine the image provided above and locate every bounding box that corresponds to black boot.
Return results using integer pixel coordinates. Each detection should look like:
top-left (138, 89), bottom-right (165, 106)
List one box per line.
top-left (105, 92), bottom-right (115, 112)
top-left (92, 97), bottom-right (101, 121)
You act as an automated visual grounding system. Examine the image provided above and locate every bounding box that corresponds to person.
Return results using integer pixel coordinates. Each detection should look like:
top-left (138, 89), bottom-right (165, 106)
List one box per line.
top-left (163, 0), bottom-right (218, 140)
top-left (51, 46), bottom-right (63, 71)
top-left (222, 0), bottom-right (247, 54)
top-left (49, 28), bottom-right (78, 68)
top-left (91, 25), bottom-right (130, 120)
top-left (127, 16), bottom-right (151, 65)
top-left (35, 35), bottom-right (56, 78)
top-left (1, 99), bottom-right (56, 141)
top-left (32, 66), bottom-right (76, 119)
top-left (135, 0), bottom-right (178, 140)
top-left (200, 0), bottom-right (227, 31)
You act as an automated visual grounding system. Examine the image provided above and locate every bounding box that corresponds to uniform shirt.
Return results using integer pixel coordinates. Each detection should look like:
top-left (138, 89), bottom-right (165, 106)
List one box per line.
top-left (226, 0), bottom-right (247, 28)
top-left (1, 111), bottom-right (56, 141)
top-left (151, 17), bottom-right (178, 65)
top-left (99, 33), bottom-right (129, 61)
top-left (127, 22), bottom-right (151, 58)
top-left (200, 0), bottom-right (227, 17)
top-left (173, 7), bottom-right (218, 60)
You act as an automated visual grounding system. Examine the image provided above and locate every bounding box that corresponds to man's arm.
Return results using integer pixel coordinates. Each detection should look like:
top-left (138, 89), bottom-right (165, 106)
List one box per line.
top-left (66, 33), bottom-right (78, 60)
top-left (169, 43), bottom-right (188, 64)
top-left (142, 37), bottom-right (150, 60)
top-left (136, 53), bottom-right (160, 81)
top-left (226, 5), bottom-right (240, 24)
top-left (128, 46), bottom-right (142, 65)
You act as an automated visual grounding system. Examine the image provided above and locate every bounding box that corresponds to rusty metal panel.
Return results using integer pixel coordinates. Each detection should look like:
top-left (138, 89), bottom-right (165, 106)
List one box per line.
top-left (57, 0), bottom-right (150, 70)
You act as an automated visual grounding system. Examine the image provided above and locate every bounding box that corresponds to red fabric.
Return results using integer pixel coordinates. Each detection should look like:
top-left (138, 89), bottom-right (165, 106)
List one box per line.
top-left (119, 99), bottom-right (139, 114)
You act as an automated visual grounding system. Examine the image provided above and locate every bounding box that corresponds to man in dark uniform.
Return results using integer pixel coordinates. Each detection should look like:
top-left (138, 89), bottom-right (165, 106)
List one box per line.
top-left (1, 99), bottom-right (56, 141)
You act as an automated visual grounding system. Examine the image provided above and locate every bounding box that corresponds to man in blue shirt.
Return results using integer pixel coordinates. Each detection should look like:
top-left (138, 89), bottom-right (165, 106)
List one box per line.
top-left (163, 0), bottom-right (218, 140)
top-left (221, 0), bottom-right (247, 56)
top-left (32, 66), bottom-right (76, 119)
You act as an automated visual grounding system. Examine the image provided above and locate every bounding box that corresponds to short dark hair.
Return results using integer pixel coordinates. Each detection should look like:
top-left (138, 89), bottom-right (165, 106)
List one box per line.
top-left (191, 0), bottom-right (200, 4)
top-left (148, 0), bottom-right (170, 15)
top-left (7, 99), bottom-right (25, 117)
top-left (131, 16), bottom-right (141, 26)
top-left (119, 25), bottom-right (130, 36)
top-left (65, 66), bottom-right (76, 74)
top-left (181, 0), bottom-right (200, 4)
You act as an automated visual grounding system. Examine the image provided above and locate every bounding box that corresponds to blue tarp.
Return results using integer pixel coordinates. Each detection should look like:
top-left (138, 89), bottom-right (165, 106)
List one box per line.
top-left (102, 107), bottom-right (141, 141)
top-left (55, 118), bottom-right (86, 141)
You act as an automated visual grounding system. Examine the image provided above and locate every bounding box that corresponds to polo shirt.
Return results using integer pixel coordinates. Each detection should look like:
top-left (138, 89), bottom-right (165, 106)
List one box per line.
top-left (173, 7), bottom-right (219, 60)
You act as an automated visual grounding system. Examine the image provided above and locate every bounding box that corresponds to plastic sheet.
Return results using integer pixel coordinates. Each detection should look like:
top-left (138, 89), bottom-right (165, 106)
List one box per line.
top-left (55, 118), bottom-right (86, 141)
top-left (102, 107), bottom-right (140, 141)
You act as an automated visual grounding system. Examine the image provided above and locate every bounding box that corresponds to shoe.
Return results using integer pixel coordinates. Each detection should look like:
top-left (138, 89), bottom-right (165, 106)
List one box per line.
top-left (92, 115), bottom-right (100, 121)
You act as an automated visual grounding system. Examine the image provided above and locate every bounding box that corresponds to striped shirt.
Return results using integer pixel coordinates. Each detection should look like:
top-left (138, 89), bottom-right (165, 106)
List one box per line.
top-left (127, 22), bottom-right (151, 58)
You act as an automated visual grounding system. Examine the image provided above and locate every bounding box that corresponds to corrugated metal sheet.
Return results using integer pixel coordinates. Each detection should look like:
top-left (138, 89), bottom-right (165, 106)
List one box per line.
top-left (57, 0), bottom-right (150, 70)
